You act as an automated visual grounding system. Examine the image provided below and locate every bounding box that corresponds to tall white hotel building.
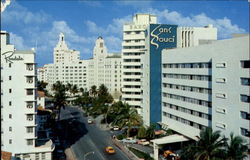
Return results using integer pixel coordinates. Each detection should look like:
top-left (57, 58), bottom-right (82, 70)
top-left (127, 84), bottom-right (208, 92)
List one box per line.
top-left (38, 34), bottom-right (122, 99)
top-left (121, 14), bottom-right (157, 114)
top-left (1, 31), bottom-right (54, 159)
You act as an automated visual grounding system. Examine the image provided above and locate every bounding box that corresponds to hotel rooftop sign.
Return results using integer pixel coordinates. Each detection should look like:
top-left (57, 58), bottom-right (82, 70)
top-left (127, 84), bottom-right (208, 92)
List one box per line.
top-left (150, 24), bottom-right (177, 50)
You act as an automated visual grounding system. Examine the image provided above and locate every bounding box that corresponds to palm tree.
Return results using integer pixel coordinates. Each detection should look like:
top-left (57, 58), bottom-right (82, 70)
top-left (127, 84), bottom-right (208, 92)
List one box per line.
top-left (181, 127), bottom-right (227, 160)
top-left (90, 85), bottom-right (97, 97)
top-left (52, 81), bottom-right (67, 120)
top-left (65, 83), bottom-right (72, 93)
top-left (137, 126), bottom-right (147, 139)
top-left (225, 133), bottom-right (248, 160)
top-left (112, 104), bottom-right (142, 137)
top-left (70, 84), bottom-right (78, 96)
top-left (146, 124), bottom-right (156, 140)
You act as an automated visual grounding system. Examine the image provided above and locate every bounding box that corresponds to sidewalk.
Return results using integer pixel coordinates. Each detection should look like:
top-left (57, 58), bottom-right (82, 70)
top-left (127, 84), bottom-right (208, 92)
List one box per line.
top-left (65, 147), bottom-right (76, 160)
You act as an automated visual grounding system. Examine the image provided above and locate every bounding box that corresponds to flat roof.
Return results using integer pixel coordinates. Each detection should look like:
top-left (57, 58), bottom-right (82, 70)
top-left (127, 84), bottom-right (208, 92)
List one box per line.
top-left (151, 134), bottom-right (189, 145)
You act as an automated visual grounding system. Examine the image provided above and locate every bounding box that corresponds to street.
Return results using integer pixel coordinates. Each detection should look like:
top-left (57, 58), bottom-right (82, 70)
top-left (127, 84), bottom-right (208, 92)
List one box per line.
top-left (56, 106), bottom-right (130, 160)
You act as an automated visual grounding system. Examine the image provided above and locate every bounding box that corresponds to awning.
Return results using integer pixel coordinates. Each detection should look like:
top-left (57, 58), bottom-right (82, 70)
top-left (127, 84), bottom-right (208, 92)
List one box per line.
top-left (151, 134), bottom-right (190, 145)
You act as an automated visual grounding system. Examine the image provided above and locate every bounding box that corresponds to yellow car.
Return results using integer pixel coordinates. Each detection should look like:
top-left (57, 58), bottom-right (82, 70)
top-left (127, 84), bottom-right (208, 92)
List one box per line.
top-left (105, 146), bottom-right (116, 154)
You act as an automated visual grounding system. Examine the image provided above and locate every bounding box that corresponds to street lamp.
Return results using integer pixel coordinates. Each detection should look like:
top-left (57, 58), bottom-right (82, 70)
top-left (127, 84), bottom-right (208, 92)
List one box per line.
top-left (84, 151), bottom-right (94, 160)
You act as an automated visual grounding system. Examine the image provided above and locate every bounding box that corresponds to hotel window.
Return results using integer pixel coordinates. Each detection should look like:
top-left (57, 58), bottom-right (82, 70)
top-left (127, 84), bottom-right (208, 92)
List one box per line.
top-left (41, 153), bottom-right (46, 160)
top-left (26, 127), bottom-right (33, 133)
top-left (9, 76), bottom-right (11, 80)
top-left (9, 139), bottom-right (12, 144)
top-left (240, 95), bottom-right (250, 103)
top-left (240, 128), bottom-right (250, 137)
top-left (26, 89), bottom-right (33, 95)
top-left (240, 111), bottom-right (250, 120)
top-left (241, 78), bottom-right (250, 86)
top-left (241, 60), bottom-right (250, 68)
top-left (9, 127), bottom-right (12, 132)
top-left (9, 101), bottom-right (12, 106)
top-left (216, 63), bottom-right (226, 68)
top-left (9, 89), bottom-right (12, 93)
top-left (216, 78), bottom-right (226, 83)
top-left (9, 114), bottom-right (12, 119)
top-left (26, 114), bottom-right (33, 121)
top-left (26, 77), bottom-right (33, 83)
top-left (26, 64), bottom-right (33, 71)
top-left (216, 93), bottom-right (226, 99)
top-left (27, 139), bottom-right (33, 145)
top-left (35, 153), bottom-right (39, 160)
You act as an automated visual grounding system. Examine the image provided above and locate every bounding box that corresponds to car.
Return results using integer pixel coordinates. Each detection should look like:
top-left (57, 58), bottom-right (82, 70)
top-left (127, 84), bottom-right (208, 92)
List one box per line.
top-left (120, 137), bottom-right (137, 144)
top-left (112, 126), bottom-right (120, 131)
top-left (105, 146), bottom-right (116, 154)
top-left (87, 119), bottom-right (93, 124)
top-left (137, 139), bottom-right (150, 145)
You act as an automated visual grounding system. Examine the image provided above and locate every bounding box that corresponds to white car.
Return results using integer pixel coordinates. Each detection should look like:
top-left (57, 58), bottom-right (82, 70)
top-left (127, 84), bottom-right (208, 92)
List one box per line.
top-left (113, 126), bottom-right (120, 131)
top-left (87, 119), bottom-right (93, 124)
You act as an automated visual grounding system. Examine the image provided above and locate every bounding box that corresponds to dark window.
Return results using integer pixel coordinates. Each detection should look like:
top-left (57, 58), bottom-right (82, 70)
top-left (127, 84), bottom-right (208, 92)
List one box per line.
top-left (241, 78), bottom-right (250, 86)
top-left (9, 114), bottom-right (12, 119)
top-left (240, 95), bottom-right (250, 103)
top-left (9, 101), bottom-right (11, 106)
top-left (27, 89), bottom-right (33, 95)
top-left (9, 89), bottom-right (12, 93)
top-left (240, 111), bottom-right (250, 120)
top-left (241, 128), bottom-right (250, 137)
top-left (9, 76), bottom-right (11, 80)
top-left (241, 60), bottom-right (250, 68)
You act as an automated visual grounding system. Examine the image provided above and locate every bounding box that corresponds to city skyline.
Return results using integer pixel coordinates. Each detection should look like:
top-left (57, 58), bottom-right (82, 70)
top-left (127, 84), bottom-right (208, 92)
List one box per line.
top-left (1, 0), bottom-right (249, 67)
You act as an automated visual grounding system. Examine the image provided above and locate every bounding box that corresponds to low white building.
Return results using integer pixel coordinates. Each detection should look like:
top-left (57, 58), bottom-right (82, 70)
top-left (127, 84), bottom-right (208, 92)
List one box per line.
top-left (148, 34), bottom-right (250, 160)
top-left (161, 35), bottom-right (249, 140)
top-left (1, 31), bottom-right (54, 160)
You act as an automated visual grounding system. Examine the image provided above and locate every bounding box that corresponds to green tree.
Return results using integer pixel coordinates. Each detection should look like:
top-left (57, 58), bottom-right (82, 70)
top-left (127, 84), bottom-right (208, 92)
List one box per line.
top-left (52, 81), bottom-right (67, 120)
top-left (225, 133), bottom-right (248, 160)
top-left (112, 104), bottom-right (142, 137)
top-left (37, 80), bottom-right (48, 91)
top-left (70, 84), bottom-right (78, 96)
top-left (90, 85), bottom-right (97, 97)
top-left (181, 127), bottom-right (227, 160)
top-left (137, 126), bottom-right (147, 139)
top-left (146, 124), bottom-right (156, 140)
top-left (66, 83), bottom-right (72, 90)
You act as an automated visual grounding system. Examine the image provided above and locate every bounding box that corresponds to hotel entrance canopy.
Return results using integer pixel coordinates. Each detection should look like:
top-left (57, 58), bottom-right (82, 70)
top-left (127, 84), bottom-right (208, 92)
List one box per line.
top-left (151, 134), bottom-right (189, 145)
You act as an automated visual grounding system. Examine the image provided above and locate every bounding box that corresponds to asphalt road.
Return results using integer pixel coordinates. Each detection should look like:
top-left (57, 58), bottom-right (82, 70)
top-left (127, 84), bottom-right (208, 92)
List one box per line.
top-left (58, 106), bottom-right (130, 160)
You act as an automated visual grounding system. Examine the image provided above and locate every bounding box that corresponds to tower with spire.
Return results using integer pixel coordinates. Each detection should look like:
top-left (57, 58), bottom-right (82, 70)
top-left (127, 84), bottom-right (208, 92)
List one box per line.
top-left (53, 32), bottom-right (80, 64)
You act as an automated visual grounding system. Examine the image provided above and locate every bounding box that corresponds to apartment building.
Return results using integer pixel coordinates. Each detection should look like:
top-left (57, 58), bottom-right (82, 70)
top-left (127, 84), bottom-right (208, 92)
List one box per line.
top-left (1, 31), bottom-right (54, 160)
top-left (161, 35), bottom-right (249, 140)
top-left (121, 14), bottom-right (157, 114)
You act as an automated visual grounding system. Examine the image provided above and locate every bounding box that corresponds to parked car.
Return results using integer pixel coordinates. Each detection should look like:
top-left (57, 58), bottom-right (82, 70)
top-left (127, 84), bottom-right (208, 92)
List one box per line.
top-left (105, 146), bottom-right (116, 154)
top-left (87, 119), bottom-right (93, 124)
top-left (120, 137), bottom-right (137, 144)
top-left (112, 126), bottom-right (120, 131)
top-left (137, 139), bottom-right (150, 145)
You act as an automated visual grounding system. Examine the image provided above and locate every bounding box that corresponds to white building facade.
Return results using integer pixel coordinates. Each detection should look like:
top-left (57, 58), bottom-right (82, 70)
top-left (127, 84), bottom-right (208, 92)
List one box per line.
top-left (1, 31), bottom-right (54, 160)
top-left (161, 35), bottom-right (250, 140)
top-left (121, 14), bottom-right (157, 114)
top-left (38, 34), bottom-right (122, 99)
top-left (88, 37), bottom-right (122, 99)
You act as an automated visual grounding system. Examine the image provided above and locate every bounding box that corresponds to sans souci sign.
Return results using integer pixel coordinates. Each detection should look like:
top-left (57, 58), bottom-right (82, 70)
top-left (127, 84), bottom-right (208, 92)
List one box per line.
top-left (150, 24), bottom-right (177, 50)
